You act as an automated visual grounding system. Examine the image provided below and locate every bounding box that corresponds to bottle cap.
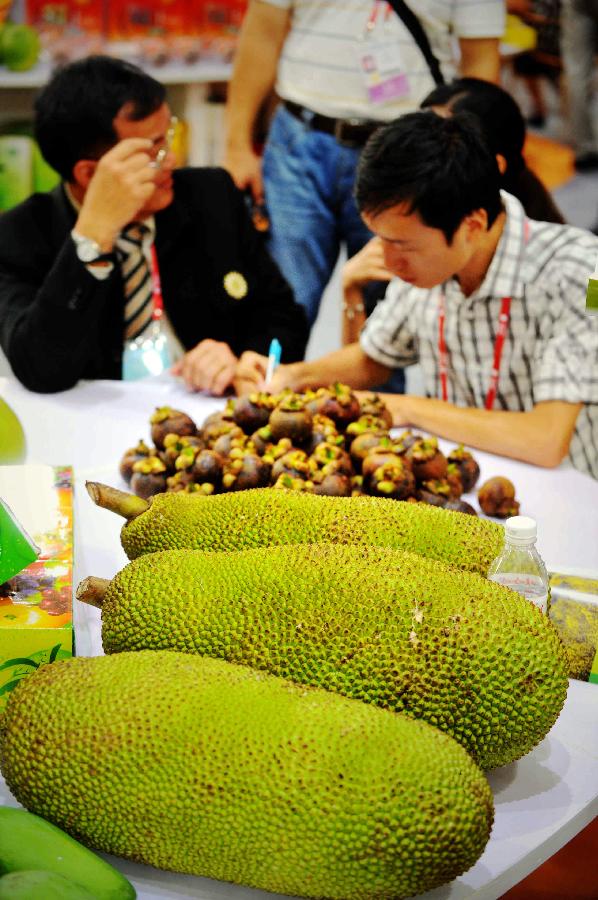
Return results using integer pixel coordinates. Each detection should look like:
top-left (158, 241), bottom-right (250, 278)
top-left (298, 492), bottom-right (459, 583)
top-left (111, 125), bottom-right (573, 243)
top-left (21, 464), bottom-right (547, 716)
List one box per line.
top-left (504, 515), bottom-right (537, 544)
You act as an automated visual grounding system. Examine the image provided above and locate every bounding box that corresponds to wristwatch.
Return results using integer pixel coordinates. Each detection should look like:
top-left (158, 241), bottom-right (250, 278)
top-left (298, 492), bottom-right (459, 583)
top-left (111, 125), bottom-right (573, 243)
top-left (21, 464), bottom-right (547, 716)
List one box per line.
top-left (71, 230), bottom-right (113, 264)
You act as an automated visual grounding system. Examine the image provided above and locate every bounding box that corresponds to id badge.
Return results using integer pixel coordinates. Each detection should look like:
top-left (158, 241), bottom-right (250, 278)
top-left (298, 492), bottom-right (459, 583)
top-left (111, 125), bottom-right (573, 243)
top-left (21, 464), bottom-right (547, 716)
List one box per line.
top-left (358, 42), bottom-right (411, 105)
top-left (122, 320), bottom-right (172, 381)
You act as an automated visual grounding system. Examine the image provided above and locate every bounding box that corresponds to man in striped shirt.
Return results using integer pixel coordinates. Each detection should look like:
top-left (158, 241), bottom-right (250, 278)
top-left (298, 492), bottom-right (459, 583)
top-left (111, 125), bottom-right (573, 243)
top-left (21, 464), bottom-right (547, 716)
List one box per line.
top-left (235, 112), bottom-right (598, 478)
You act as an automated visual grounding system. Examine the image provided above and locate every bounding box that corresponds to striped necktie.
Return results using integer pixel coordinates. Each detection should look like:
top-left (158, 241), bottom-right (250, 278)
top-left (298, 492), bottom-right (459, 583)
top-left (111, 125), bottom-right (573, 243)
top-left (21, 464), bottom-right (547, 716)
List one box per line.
top-left (118, 222), bottom-right (154, 341)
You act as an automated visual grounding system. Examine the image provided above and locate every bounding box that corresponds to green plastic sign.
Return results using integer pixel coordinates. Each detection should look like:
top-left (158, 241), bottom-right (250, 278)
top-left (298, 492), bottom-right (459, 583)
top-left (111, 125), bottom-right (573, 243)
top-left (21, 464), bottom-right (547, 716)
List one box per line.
top-left (0, 498), bottom-right (39, 584)
top-left (586, 277), bottom-right (598, 315)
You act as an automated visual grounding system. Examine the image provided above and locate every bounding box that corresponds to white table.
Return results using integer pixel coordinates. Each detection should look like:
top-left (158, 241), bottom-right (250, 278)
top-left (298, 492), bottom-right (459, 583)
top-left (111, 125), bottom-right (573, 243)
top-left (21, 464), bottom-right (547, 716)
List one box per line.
top-left (2, 376), bottom-right (597, 574)
top-left (1, 376), bottom-right (598, 900)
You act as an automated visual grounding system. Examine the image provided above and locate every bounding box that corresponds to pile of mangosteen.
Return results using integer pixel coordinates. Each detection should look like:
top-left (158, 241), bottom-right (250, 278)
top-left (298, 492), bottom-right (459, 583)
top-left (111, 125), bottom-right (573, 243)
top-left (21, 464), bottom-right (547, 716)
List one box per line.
top-left (117, 384), bottom-right (511, 516)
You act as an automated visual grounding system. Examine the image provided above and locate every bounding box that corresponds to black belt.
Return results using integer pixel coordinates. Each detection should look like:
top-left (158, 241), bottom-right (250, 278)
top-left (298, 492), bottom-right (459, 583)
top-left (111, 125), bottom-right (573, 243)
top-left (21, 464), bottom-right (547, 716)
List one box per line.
top-left (283, 100), bottom-right (382, 148)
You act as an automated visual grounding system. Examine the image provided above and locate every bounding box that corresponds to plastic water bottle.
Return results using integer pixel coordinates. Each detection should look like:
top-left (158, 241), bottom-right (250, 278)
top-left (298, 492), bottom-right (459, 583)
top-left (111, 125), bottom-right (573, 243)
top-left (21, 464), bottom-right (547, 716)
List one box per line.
top-left (487, 516), bottom-right (549, 614)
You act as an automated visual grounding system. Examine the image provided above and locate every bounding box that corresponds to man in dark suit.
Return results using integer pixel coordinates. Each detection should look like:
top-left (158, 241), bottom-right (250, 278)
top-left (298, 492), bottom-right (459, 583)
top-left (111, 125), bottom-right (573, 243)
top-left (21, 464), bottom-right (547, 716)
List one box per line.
top-left (0, 56), bottom-right (308, 395)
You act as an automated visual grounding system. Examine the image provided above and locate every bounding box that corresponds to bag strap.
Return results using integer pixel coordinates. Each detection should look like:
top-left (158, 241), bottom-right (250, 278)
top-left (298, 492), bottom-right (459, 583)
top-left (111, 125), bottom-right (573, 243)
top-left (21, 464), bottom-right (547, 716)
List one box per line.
top-left (385, 0), bottom-right (445, 86)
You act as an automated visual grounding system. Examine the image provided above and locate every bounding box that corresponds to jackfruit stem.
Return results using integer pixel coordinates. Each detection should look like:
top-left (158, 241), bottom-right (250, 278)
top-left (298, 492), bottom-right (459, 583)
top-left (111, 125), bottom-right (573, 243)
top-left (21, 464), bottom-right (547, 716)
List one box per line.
top-left (76, 576), bottom-right (109, 608)
top-left (86, 481), bottom-right (149, 520)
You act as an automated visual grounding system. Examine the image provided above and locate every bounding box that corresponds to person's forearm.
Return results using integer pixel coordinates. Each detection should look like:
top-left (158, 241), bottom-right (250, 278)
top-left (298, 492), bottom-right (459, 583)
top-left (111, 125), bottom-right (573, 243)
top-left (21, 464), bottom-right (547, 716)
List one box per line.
top-left (458, 37), bottom-right (501, 83)
top-left (341, 285), bottom-right (366, 345)
top-left (0, 245), bottom-right (114, 393)
top-left (390, 395), bottom-right (576, 467)
top-left (288, 344), bottom-right (390, 392)
top-left (225, 2), bottom-right (290, 152)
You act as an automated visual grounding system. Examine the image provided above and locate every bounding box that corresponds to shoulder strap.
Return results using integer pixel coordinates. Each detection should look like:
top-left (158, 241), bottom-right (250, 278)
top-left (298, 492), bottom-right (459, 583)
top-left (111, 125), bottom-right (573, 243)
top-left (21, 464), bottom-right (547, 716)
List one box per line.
top-left (385, 0), bottom-right (445, 86)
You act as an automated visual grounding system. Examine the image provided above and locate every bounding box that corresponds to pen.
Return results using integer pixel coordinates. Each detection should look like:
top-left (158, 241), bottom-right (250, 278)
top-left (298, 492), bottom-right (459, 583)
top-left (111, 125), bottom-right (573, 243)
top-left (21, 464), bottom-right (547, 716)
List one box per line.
top-left (265, 338), bottom-right (282, 387)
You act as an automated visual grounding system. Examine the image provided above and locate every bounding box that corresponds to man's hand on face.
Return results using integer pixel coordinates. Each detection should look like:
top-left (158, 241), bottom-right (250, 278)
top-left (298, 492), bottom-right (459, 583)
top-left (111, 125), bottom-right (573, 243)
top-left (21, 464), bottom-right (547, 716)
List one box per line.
top-left (75, 138), bottom-right (159, 250)
top-left (172, 339), bottom-right (238, 395)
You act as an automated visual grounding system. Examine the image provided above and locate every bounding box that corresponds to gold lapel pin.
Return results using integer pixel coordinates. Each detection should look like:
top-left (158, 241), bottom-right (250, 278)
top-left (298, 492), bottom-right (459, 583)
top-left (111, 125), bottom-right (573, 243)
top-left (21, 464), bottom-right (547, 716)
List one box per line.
top-left (223, 271), bottom-right (248, 300)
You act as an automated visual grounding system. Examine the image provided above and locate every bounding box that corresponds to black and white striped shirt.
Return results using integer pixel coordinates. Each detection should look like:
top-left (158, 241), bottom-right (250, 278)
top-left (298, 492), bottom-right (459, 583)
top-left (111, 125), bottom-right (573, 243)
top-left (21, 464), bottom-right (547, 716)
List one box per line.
top-left (360, 192), bottom-right (598, 479)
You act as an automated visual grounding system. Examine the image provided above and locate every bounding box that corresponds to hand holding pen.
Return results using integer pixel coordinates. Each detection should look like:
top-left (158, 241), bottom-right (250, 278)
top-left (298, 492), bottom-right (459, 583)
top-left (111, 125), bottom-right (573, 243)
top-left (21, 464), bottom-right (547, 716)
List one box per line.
top-left (233, 341), bottom-right (294, 396)
top-left (264, 338), bottom-right (282, 387)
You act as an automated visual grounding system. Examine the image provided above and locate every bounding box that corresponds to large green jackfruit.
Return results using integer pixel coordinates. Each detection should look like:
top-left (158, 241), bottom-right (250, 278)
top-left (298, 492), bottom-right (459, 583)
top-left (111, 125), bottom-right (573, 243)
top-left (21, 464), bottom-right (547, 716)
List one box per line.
top-left (79, 543), bottom-right (569, 769)
top-left (1, 651), bottom-right (494, 900)
top-left (87, 483), bottom-right (502, 576)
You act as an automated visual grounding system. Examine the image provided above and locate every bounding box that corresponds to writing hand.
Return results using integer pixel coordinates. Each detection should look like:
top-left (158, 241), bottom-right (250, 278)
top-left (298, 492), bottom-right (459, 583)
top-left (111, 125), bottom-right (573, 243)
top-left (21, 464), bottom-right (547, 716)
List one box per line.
top-left (233, 350), bottom-right (269, 395)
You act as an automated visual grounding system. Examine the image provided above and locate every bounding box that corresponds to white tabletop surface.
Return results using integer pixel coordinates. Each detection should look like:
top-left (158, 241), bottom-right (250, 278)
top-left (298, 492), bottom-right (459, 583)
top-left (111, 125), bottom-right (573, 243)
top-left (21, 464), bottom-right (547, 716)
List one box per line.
top-left (1, 375), bottom-right (597, 574)
top-left (1, 375), bottom-right (598, 900)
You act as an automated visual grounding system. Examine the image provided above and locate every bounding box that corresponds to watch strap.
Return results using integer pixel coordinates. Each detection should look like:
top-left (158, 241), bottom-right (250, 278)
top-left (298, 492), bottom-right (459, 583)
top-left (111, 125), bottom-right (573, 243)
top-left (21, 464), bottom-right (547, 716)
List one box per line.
top-left (71, 230), bottom-right (115, 264)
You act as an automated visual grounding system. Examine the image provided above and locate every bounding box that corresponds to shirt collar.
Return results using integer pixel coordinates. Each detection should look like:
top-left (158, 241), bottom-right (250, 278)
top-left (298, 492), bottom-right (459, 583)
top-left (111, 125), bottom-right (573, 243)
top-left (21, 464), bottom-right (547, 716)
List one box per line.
top-left (467, 190), bottom-right (528, 302)
top-left (64, 182), bottom-right (82, 213)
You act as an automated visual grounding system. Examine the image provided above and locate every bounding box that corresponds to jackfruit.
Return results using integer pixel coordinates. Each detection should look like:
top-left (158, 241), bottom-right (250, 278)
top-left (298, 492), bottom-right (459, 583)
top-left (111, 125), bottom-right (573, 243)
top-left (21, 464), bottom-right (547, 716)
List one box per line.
top-left (1, 651), bottom-right (494, 900)
top-left (87, 482), bottom-right (503, 575)
top-left (78, 543), bottom-right (569, 769)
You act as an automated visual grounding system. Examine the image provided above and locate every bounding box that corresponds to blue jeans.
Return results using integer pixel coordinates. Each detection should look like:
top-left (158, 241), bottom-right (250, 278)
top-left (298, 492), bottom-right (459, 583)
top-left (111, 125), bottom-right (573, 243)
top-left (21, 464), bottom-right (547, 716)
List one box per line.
top-left (263, 105), bottom-right (405, 395)
top-left (263, 105), bottom-right (373, 327)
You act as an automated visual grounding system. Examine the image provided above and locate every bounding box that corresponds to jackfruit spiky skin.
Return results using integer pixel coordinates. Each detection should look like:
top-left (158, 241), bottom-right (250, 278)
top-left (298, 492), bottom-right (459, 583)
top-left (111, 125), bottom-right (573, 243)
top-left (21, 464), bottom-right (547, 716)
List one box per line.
top-left (1, 651), bottom-right (494, 900)
top-left (101, 544), bottom-right (569, 769)
top-left (120, 488), bottom-right (502, 576)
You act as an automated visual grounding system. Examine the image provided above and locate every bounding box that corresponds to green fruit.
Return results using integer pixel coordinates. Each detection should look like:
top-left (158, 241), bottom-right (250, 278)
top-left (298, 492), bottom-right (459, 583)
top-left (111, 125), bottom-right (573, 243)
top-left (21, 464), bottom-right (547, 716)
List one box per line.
top-left (1, 651), bottom-right (494, 900)
top-left (0, 870), bottom-right (97, 900)
top-left (88, 483), bottom-right (503, 575)
top-left (0, 807), bottom-right (135, 899)
top-left (0, 24), bottom-right (40, 72)
top-left (0, 397), bottom-right (26, 463)
top-left (84, 542), bottom-right (569, 769)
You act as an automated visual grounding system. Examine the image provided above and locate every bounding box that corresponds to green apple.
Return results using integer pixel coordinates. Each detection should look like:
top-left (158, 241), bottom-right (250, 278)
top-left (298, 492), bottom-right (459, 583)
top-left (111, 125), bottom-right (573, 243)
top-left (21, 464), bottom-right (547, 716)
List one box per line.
top-left (0, 396), bottom-right (26, 463)
top-left (0, 23), bottom-right (40, 72)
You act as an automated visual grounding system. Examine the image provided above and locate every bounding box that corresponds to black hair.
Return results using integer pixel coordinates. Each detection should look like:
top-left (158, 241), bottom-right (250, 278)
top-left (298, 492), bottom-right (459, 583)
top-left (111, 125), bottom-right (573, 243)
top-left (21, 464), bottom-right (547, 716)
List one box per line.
top-left (421, 78), bottom-right (526, 178)
top-left (34, 55), bottom-right (167, 181)
top-left (356, 110), bottom-right (502, 243)
top-left (420, 78), bottom-right (565, 224)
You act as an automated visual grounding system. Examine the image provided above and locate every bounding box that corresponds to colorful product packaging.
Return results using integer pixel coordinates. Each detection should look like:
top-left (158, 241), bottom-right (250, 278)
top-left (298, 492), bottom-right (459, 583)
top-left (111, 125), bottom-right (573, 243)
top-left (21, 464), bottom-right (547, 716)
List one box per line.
top-left (26, 0), bottom-right (104, 62)
top-left (549, 570), bottom-right (598, 685)
top-left (0, 465), bottom-right (73, 713)
top-left (190, 0), bottom-right (246, 63)
top-left (0, 135), bottom-right (34, 212)
top-left (105, 0), bottom-right (156, 40)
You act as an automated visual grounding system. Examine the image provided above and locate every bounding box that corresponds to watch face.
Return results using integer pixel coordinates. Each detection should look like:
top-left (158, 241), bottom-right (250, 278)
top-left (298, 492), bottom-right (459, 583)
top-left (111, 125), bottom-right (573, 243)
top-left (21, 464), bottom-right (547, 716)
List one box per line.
top-left (78, 242), bottom-right (100, 263)
top-left (72, 233), bottom-right (102, 263)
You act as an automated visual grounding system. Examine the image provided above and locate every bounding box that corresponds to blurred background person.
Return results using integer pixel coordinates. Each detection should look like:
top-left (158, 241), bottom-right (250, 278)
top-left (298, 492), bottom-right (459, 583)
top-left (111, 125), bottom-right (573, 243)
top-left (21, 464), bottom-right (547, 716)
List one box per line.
top-left (507, 0), bottom-right (562, 129)
top-left (561, 0), bottom-right (598, 172)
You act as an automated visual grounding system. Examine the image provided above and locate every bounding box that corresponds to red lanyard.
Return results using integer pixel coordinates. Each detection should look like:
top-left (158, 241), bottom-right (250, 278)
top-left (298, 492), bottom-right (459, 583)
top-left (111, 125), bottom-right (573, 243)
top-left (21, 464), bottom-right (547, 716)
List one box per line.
top-left (438, 217), bottom-right (529, 410)
top-left (149, 245), bottom-right (164, 321)
top-left (437, 293), bottom-right (511, 411)
top-left (367, 0), bottom-right (391, 29)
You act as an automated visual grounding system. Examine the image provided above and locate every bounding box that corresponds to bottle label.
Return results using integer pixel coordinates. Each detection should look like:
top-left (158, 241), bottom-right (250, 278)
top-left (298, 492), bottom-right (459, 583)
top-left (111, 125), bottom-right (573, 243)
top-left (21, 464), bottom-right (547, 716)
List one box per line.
top-left (489, 573), bottom-right (548, 613)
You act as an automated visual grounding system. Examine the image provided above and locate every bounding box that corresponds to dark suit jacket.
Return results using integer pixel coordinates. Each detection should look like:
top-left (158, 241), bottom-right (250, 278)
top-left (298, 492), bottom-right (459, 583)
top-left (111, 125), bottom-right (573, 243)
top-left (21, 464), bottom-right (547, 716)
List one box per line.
top-left (0, 167), bottom-right (308, 393)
